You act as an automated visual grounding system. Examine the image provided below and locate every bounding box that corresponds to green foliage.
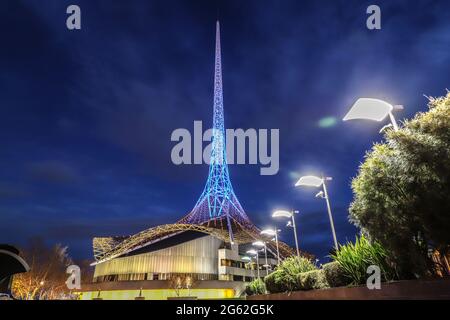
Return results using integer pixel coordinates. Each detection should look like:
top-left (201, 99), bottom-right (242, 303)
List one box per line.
top-left (331, 235), bottom-right (397, 285)
top-left (322, 261), bottom-right (352, 288)
top-left (264, 256), bottom-right (317, 293)
top-left (297, 269), bottom-right (329, 290)
top-left (264, 270), bottom-right (287, 293)
top-left (244, 278), bottom-right (266, 296)
top-left (349, 92), bottom-right (450, 277)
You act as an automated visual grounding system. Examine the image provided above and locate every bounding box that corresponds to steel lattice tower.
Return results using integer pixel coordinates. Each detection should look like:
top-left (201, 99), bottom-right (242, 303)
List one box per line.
top-left (92, 22), bottom-right (299, 263)
top-left (179, 21), bottom-right (256, 243)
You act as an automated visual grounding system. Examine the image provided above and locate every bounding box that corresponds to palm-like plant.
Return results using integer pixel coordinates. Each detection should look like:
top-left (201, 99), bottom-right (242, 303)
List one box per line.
top-left (331, 234), bottom-right (397, 285)
top-left (266, 256), bottom-right (317, 292)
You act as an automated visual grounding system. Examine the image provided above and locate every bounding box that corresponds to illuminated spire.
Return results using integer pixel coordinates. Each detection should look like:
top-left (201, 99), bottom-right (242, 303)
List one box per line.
top-left (92, 23), bottom-right (298, 263)
top-left (179, 21), bottom-right (253, 243)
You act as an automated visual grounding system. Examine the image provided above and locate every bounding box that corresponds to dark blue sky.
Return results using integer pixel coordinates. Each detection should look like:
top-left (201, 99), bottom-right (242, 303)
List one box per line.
top-left (0, 0), bottom-right (449, 261)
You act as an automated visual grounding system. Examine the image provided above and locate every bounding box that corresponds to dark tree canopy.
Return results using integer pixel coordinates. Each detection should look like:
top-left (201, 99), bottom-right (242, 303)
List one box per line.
top-left (349, 91), bottom-right (450, 277)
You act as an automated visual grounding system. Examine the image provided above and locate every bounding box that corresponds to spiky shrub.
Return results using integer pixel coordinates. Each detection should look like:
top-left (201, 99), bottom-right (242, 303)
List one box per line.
top-left (244, 278), bottom-right (266, 296)
top-left (264, 270), bottom-right (286, 293)
top-left (322, 261), bottom-right (352, 288)
top-left (331, 235), bottom-right (397, 285)
top-left (279, 256), bottom-right (318, 291)
top-left (297, 269), bottom-right (329, 290)
top-left (264, 256), bottom-right (317, 292)
top-left (349, 91), bottom-right (450, 277)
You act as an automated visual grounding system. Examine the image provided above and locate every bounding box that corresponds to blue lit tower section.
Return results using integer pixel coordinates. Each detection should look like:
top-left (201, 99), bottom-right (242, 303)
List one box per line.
top-left (179, 21), bottom-right (256, 244)
top-left (91, 21), bottom-right (296, 267)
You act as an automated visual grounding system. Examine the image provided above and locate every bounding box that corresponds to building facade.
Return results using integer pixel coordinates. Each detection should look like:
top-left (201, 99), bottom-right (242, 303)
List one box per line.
top-left (78, 232), bottom-right (278, 299)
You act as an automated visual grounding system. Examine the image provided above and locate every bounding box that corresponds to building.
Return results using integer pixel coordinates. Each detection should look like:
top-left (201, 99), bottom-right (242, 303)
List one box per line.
top-left (77, 22), bottom-right (303, 300)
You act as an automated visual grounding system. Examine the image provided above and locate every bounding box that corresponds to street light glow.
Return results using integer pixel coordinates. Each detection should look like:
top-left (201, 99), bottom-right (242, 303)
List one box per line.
top-left (295, 173), bottom-right (338, 249)
top-left (252, 241), bottom-right (265, 247)
top-left (295, 175), bottom-right (323, 188)
top-left (246, 249), bottom-right (257, 255)
top-left (272, 209), bottom-right (300, 257)
top-left (272, 210), bottom-right (292, 218)
top-left (343, 98), bottom-right (393, 122)
top-left (343, 98), bottom-right (404, 131)
top-left (261, 229), bottom-right (276, 236)
top-left (241, 256), bottom-right (251, 261)
top-left (261, 228), bottom-right (280, 265)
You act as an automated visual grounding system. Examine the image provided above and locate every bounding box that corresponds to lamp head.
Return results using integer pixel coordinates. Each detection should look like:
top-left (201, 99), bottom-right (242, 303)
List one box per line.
top-left (315, 191), bottom-right (324, 198)
top-left (295, 175), bottom-right (323, 188)
top-left (272, 210), bottom-right (292, 218)
top-left (261, 229), bottom-right (276, 236)
top-left (343, 98), bottom-right (393, 122)
top-left (252, 241), bottom-right (265, 247)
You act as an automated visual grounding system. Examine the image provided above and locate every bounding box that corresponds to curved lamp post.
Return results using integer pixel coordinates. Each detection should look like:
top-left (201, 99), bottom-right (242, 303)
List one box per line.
top-left (253, 241), bottom-right (269, 276)
top-left (261, 228), bottom-right (280, 266)
top-left (241, 256), bottom-right (252, 281)
top-left (343, 98), bottom-right (403, 132)
top-left (246, 249), bottom-right (260, 279)
top-left (272, 210), bottom-right (300, 257)
top-left (295, 175), bottom-right (338, 249)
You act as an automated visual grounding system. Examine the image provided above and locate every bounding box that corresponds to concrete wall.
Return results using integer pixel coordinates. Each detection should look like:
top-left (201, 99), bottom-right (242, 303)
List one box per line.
top-left (248, 279), bottom-right (450, 300)
top-left (76, 280), bottom-right (247, 300)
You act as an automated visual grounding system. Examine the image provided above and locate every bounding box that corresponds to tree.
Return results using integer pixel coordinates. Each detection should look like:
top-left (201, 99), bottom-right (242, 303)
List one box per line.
top-left (76, 259), bottom-right (94, 286)
top-left (11, 238), bottom-right (73, 300)
top-left (169, 274), bottom-right (197, 297)
top-left (349, 91), bottom-right (450, 278)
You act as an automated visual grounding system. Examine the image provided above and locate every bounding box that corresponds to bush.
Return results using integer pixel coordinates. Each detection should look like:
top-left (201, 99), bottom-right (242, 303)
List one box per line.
top-left (244, 278), bottom-right (266, 296)
top-left (349, 91), bottom-right (450, 277)
top-left (322, 261), bottom-right (352, 288)
top-left (297, 269), bottom-right (329, 290)
top-left (264, 256), bottom-right (317, 293)
top-left (331, 235), bottom-right (397, 285)
top-left (264, 270), bottom-right (287, 293)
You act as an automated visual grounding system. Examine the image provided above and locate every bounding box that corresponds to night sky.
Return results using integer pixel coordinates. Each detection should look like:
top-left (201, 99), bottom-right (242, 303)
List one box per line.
top-left (0, 0), bottom-right (449, 262)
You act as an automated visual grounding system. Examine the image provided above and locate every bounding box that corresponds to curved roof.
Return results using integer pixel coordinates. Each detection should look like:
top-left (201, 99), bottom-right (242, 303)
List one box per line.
top-left (92, 220), bottom-right (308, 265)
top-left (0, 247), bottom-right (30, 281)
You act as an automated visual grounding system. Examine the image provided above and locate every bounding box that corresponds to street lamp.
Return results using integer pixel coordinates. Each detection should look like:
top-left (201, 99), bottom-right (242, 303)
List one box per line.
top-left (261, 228), bottom-right (280, 265)
top-left (246, 249), bottom-right (260, 279)
top-left (253, 241), bottom-right (269, 276)
top-left (272, 210), bottom-right (300, 257)
top-left (241, 256), bottom-right (252, 281)
top-left (343, 98), bottom-right (404, 132)
top-left (295, 175), bottom-right (338, 249)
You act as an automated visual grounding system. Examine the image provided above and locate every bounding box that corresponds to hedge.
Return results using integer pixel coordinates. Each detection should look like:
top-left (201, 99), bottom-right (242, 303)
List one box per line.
top-left (297, 269), bottom-right (329, 290)
top-left (264, 269), bottom-right (288, 293)
top-left (322, 261), bottom-right (352, 288)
